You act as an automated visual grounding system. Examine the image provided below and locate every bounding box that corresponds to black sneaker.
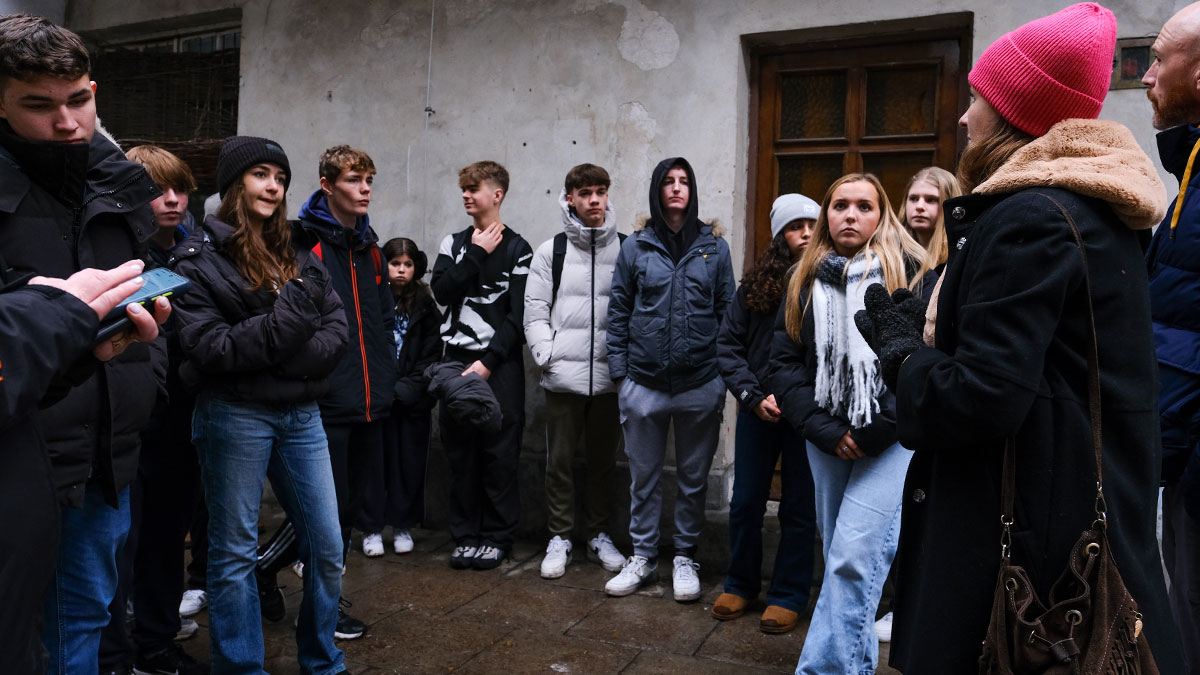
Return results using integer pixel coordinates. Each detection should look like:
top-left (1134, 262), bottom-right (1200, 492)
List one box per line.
top-left (448, 544), bottom-right (478, 569)
top-left (257, 568), bottom-right (286, 623)
top-left (472, 544), bottom-right (506, 570)
top-left (132, 643), bottom-right (207, 675)
top-left (335, 597), bottom-right (367, 640)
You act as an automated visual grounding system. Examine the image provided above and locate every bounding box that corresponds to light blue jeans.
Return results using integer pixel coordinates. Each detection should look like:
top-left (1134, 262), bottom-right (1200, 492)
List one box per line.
top-left (193, 393), bottom-right (345, 675)
top-left (796, 441), bottom-right (911, 675)
top-left (42, 482), bottom-right (131, 675)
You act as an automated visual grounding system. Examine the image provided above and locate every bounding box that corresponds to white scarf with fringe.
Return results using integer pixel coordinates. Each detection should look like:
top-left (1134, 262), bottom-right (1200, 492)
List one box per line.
top-left (812, 252), bottom-right (885, 427)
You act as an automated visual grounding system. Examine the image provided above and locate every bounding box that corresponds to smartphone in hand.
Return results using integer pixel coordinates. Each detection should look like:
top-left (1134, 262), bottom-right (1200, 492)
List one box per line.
top-left (94, 267), bottom-right (191, 344)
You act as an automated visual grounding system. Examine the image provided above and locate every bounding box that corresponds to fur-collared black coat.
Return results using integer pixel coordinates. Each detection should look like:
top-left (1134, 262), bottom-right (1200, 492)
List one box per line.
top-left (889, 187), bottom-right (1183, 673)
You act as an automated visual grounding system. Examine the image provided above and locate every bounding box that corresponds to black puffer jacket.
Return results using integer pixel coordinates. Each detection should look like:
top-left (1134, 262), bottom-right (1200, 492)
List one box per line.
top-left (171, 215), bottom-right (348, 404)
top-left (297, 192), bottom-right (396, 423)
top-left (424, 361), bottom-right (502, 434)
top-left (0, 126), bottom-right (162, 508)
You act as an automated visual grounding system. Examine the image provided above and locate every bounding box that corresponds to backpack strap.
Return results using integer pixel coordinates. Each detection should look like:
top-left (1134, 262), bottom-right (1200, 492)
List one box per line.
top-left (369, 245), bottom-right (383, 284)
top-left (550, 232), bottom-right (568, 306)
top-left (312, 241), bottom-right (324, 261)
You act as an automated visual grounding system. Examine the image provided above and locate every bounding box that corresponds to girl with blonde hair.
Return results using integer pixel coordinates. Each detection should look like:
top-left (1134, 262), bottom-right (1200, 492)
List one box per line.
top-left (897, 166), bottom-right (960, 269)
top-left (771, 172), bottom-right (933, 674)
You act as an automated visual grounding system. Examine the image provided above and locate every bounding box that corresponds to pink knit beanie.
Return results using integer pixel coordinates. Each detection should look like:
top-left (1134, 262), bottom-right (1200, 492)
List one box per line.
top-left (968, 3), bottom-right (1116, 137)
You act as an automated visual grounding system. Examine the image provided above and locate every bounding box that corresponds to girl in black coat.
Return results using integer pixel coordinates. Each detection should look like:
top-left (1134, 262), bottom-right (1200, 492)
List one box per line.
top-left (371, 237), bottom-right (440, 555)
top-left (771, 173), bottom-right (931, 675)
top-left (171, 137), bottom-right (350, 673)
top-left (711, 193), bottom-right (818, 633)
top-left (856, 4), bottom-right (1185, 672)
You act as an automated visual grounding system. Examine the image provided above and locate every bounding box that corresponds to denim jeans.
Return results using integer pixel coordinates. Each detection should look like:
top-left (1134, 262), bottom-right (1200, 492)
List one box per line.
top-left (796, 441), bottom-right (911, 675)
top-left (42, 481), bottom-right (131, 675)
top-left (725, 409), bottom-right (816, 612)
top-left (193, 394), bottom-right (345, 675)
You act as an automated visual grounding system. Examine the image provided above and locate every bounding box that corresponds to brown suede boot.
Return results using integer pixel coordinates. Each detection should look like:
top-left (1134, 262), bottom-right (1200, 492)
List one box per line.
top-left (710, 592), bottom-right (749, 620)
top-left (760, 605), bottom-right (799, 634)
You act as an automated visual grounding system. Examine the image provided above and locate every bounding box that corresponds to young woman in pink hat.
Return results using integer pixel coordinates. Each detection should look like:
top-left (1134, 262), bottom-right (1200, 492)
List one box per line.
top-left (856, 4), bottom-right (1184, 671)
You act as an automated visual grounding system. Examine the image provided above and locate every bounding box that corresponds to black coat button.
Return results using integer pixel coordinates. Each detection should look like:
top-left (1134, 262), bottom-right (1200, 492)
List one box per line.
top-left (952, 206), bottom-right (966, 219)
top-left (913, 489), bottom-right (926, 503)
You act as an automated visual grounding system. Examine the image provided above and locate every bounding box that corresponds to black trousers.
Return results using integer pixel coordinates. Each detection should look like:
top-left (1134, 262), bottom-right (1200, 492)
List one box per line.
top-left (100, 420), bottom-right (202, 665)
top-left (439, 353), bottom-right (525, 550)
top-left (362, 405), bottom-right (432, 531)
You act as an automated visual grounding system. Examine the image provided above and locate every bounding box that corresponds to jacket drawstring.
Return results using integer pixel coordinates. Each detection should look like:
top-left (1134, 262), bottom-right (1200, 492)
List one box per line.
top-left (1170, 135), bottom-right (1200, 240)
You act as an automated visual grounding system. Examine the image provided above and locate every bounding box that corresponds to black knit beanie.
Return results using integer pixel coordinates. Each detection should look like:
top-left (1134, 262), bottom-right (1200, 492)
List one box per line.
top-left (216, 136), bottom-right (291, 197)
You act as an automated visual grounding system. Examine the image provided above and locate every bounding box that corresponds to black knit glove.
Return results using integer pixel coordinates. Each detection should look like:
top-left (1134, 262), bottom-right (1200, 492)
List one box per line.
top-left (854, 283), bottom-right (924, 390)
top-left (890, 287), bottom-right (928, 336)
top-left (294, 264), bottom-right (328, 304)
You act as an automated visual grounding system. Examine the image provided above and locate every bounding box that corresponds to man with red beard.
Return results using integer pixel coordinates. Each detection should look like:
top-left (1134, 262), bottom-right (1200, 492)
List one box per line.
top-left (1144, 4), bottom-right (1200, 672)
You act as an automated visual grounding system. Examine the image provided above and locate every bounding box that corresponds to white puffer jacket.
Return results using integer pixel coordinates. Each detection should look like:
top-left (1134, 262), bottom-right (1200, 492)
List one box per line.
top-left (524, 190), bottom-right (622, 395)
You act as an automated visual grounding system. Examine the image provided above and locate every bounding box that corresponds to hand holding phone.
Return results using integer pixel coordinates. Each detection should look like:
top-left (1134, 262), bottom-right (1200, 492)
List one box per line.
top-left (94, 267), bottom-right (190, 344)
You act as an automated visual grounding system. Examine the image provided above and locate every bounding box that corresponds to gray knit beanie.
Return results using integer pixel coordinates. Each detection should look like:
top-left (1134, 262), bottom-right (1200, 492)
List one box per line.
top-left (216, 136), bottom-right (291, 197)
top-left (770, 193), bottom-right (820, 238)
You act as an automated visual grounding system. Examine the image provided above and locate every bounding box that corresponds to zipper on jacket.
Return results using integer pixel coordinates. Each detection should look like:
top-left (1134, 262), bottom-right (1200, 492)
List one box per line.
top-left (589, 229), bottom-right (596, 396)
top-left (348, 249), bottom-right (373, 421)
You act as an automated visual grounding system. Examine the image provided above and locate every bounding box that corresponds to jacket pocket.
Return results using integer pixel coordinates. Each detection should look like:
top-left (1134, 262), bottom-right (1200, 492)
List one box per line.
top-left (685, 315), bottom-right (718, 367)
top-left (628, 313), bottom-right (666, 372)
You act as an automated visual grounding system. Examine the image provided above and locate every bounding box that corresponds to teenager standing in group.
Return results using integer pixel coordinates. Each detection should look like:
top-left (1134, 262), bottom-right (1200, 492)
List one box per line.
top-left (606, 157), bottom-right (734, 601)
top-left (712, 193), bottom-right (819, 634)
top-left (771, 173), bottom-right (932, 674)
top-left (172, 137), bottom-right (350, 674)
top-left (525, 164), bottom-right (628, 580)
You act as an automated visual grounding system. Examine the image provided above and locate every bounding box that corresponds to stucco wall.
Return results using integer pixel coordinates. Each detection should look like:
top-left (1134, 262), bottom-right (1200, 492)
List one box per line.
top-left (61, 0), bottom-right (1187, 540)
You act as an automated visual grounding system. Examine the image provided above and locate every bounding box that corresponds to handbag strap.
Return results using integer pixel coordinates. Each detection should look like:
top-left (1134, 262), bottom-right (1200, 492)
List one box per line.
top-left (1000, 193), bottom-right (1106, 561)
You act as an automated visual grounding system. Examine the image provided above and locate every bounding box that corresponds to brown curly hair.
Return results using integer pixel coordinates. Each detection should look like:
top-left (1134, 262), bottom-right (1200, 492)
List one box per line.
top-left (742, 231), bottom-right (796, 315)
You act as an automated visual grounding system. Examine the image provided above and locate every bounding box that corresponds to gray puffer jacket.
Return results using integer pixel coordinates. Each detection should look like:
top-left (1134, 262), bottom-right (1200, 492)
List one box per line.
top-left (524, 190), bottom-right (621, 396)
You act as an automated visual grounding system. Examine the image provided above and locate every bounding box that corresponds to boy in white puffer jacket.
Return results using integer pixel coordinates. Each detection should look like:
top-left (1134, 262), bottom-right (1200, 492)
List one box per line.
top-left (524, 164), bottom-right (627, 579)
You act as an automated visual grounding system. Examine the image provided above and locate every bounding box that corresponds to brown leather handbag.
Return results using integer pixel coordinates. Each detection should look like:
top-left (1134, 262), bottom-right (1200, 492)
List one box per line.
top-left (978, 195), bottom-right (1157, 675)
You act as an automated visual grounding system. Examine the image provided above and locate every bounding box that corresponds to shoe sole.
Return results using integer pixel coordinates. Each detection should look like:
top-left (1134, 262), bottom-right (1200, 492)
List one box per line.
top-left (587, 549), bottom-right (624, 573)
top-left (605, 570), bottom-right (658, 596)
top-left (674, 588), bottom-right (702, 602)
top-left (473, 557), bottom-right (504, 570)
top-left (448, 557), bottom-right (474, 570)
top-left (363, 549), bottom-right (384, 558)
top-left (711, 606), bottom-right (745, 620)
top-left (760, 620), bottom-right (798, 634)
top-left (335, 629), bottom-right (365, 640)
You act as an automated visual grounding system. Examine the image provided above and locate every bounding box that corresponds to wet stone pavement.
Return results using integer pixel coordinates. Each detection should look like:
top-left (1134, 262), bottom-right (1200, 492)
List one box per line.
top-left (179, 522), bottom-right (901, 674)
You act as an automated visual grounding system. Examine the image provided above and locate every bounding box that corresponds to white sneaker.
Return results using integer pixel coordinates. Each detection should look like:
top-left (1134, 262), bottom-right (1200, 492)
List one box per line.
top-left (587, 532), bottom-right (625, 572)
top-left (174, 617), bottom-right (199, 641)
top-left (393, 529), bottom-right (414, 554)
top-left (604, 555), bottom-right (658, 596)
top-left (540, 536), bottom-right (572, 579)
top-left (178, 589), bottom-right (207, 617)
top-left (875, 611), bottom-right (893, 642)
top-left (362, 532), bottom-right (384, 558)
top-left (672, 555), bottom-right (701, 602)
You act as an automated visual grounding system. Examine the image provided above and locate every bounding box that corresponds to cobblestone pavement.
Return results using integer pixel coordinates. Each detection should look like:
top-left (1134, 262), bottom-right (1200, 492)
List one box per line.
top-left (180, 524), bottom-right (900, 674)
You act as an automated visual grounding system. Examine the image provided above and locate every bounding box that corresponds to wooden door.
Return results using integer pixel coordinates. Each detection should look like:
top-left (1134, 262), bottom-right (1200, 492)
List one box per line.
top-left (749, 29), bottom-right (969, 266)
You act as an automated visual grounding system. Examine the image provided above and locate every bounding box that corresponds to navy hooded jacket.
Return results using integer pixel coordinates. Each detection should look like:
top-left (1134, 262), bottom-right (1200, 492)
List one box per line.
top-left (607, 157), bottom-right (734, 393)
top-left (1148, 124), bottom-right (1200, 505)
top-left (298, 191), bottom-right (397, 424)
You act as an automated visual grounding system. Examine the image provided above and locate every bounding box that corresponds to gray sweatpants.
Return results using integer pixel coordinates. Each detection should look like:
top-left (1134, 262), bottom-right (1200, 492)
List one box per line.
top-left (618, 376), bottom-right (725, 559)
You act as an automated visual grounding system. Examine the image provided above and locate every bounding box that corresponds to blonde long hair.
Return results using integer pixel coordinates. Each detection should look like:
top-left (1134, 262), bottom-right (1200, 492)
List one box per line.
top-left (785, 173), bottom-right (929, 343)
top-left (898, 167), bottom-right (961, 268)
top-left (218, 177), bottom-right (296, 292)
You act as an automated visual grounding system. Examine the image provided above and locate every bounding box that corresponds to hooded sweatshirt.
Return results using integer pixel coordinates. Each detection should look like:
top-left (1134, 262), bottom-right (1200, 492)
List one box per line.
top-left (607, 157), bottom-right (735, 393)
top-left (524, 189), bottom-right (621, 395)
top-left (297, 190), bottom-right (397, 424)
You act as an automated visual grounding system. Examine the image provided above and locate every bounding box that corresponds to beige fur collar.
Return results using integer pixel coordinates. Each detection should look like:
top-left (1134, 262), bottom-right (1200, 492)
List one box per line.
top-left (974, 119), bottom-right (1166, 230)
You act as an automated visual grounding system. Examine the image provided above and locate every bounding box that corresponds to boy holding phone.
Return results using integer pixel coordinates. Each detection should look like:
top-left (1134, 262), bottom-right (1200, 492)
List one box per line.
top-left (0, 15), bottom-right (169, 673)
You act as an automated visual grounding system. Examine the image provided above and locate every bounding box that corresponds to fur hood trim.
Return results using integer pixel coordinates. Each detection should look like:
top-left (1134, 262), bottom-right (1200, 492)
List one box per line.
top-left (975, 118), bottom-right (1166, 230)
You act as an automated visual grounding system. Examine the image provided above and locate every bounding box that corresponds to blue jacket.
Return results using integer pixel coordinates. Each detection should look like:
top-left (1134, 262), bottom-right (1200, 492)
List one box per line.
top-left (1148, 124), bottom-right (1200, 498)
top-left (606, 157), bottom-right (734, 393)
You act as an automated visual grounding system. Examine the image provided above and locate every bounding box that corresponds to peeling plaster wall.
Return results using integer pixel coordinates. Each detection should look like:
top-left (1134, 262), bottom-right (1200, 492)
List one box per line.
top-left (64, 0), bottom-right (1187, 538)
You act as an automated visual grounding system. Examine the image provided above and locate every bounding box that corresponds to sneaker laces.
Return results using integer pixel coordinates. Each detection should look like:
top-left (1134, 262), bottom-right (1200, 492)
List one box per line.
top-left (547, 537), bottom-right (570, 555)
top-left (674, 557), bottom-right (700, 581)
top-left (623, 555), bottom-right (650, 576)
top-left (338, 596), bottom-right (354, 616)
top-left (477, 545), bottom-right (501, 559)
